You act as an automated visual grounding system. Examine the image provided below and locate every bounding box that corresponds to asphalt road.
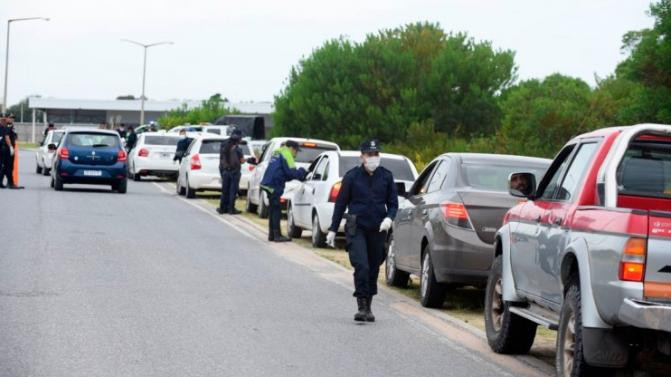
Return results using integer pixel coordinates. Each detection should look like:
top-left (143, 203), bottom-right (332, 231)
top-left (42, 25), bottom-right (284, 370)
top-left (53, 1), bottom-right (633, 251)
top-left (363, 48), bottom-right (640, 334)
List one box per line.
top-left (0, 150), bottom-right (550, 377)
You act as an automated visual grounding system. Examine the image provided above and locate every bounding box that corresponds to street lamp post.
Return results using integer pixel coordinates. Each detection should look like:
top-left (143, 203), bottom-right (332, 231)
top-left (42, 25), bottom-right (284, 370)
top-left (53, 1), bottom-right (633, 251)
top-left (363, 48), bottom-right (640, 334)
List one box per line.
top-left (121, 39), bottom-right (173, 126)
top-left (2, 17), bottom-right (50, 115)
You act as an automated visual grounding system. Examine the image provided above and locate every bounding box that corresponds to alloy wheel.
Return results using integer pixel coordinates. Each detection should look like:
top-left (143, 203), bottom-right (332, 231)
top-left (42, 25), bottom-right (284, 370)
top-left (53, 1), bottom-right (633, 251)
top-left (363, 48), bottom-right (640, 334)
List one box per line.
top-left (386, 240), bottom-right (396, 281)
top-left (421, 253), bottom-right (430, 298)
top-left (562, 312), bottom-right (576, 377)
top-left (491, 278), bottom-right (504, 332)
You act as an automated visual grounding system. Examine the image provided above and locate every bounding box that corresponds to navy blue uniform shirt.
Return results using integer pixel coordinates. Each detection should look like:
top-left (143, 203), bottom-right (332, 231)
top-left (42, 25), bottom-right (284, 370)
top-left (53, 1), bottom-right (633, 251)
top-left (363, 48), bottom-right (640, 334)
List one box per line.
top-left (329, 165), bottom-right (398, 232)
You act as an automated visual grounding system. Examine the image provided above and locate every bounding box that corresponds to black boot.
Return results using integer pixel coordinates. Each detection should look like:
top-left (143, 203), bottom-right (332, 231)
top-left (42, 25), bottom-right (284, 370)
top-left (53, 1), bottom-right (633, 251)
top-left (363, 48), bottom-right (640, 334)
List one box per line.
top-left (268, 232), bottom-right (275, 241)
top-left (365, 296), bottom-right (375, 322)
top-left (216, 207), bottom-right (225, 215)
top-left (272, 229), bottom-right (290, 242)
top-left (354, 297), bottom-right (367, 322)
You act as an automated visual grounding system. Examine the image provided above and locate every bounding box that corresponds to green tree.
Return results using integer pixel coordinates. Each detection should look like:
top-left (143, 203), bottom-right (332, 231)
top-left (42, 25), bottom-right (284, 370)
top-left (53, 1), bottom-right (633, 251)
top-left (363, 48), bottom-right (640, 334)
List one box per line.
top-left (158, 93), bottom-right (237, 128)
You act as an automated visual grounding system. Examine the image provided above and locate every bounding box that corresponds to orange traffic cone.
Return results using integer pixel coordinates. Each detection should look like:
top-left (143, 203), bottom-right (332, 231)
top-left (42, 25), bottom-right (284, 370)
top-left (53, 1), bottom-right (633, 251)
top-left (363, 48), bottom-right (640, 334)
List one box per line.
top-left (12, 143), bottom-right (18, 186)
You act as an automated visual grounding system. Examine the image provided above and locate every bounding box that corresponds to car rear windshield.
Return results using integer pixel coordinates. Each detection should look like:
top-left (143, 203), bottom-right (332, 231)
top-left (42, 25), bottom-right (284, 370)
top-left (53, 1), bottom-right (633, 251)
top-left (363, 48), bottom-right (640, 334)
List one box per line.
top-left (462, 163), bottom-right (546, 191)
top-left (66, 132), bottom-right (120, 148)
top-left (296, 144), bottom-right (338, 163)
top-left (618, 140), bottom-right (671, 198)
top-left (52, 132), bottom-right (64, 144)
top-left (339, 156), bottom-right (416, 181)
top-left (144, 136), bottom-right (180, 146)
top-left (199, 139), bottom-right (224, 154)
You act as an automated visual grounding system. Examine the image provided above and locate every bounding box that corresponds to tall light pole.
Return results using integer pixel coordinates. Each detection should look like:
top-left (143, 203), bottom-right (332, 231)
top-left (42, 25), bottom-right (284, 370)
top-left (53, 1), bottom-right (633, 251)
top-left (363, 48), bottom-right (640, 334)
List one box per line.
top-left (121, 39), bottom-right (173, 126)
top-left (3, 17), bottom-right (50, 114)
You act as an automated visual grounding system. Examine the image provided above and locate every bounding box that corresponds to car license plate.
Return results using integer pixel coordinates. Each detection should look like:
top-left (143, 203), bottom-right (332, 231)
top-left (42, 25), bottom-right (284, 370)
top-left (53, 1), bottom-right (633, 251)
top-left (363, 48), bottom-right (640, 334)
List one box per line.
top-left (83, 170), bottom-right (102, 177)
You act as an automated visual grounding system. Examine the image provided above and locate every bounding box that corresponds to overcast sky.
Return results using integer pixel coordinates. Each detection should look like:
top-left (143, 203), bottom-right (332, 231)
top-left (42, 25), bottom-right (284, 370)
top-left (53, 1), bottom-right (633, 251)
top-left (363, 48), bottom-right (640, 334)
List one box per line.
top-left (2, 0), bottom-right (655, 106)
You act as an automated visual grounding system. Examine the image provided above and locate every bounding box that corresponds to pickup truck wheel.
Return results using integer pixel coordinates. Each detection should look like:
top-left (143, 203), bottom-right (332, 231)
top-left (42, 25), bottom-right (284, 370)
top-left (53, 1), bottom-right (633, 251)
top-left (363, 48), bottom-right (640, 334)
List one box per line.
top-left (419, 248), bottom-right (447, 308)
top-left (385, 233), bottom-right (409, 287)
top-left (54, 175), bottom-right (64, 191)
top-left (557, 280), bottom-right (615, 377)
top-left (485, 255), bottom-right (537, 354)
top-left (286, 203), bottom-right (303, 238)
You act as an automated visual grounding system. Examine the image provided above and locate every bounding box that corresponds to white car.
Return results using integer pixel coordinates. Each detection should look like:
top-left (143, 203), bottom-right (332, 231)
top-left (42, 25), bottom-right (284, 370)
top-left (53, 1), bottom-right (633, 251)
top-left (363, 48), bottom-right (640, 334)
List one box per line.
top-left (35, 129), bottom-right (65, 176)
top-left (287, 151), bottom-right (418, 247)
top-left (245, 137), bottom-right (340, 218)
top-left (128, 132), bottom-right (181, 181)
top-left (168, 124), bottom-right (233, 136)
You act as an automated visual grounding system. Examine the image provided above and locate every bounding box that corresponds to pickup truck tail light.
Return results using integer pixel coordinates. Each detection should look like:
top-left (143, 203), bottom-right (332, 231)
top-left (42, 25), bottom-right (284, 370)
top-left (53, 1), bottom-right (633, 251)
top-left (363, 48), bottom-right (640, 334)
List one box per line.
top-left (190, 153), bottom-right (202, 170)
top-left (619, 238), bottom-right (647, 282)
top-left (117, 149), bottom-right (127, 162)
top-left (328, 181), bottom-right (342, 203)
top-left (138, 148), bottom-right (149, 157)
top-left (440, 201), bottom-right (473, 229)
top-left (58, 147), bottom-right (69, 160)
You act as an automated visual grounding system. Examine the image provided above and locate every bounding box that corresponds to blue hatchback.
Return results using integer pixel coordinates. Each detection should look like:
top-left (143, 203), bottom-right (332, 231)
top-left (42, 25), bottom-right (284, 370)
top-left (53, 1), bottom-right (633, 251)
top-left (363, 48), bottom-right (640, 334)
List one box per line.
top-left (50, 129), bottom-right (128, 193)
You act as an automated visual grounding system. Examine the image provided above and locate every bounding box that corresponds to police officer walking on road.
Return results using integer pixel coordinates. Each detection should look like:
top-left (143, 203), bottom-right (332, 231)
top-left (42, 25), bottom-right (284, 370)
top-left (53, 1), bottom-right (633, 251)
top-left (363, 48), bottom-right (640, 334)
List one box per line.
top-left (327, 140), bottom-right (398, 322)
top-left (0, 114), bottom-right (23, 189)
top-left (217, 129), bottom-right (244, 215)
top-left (260, 140), bottom-right (307, 242)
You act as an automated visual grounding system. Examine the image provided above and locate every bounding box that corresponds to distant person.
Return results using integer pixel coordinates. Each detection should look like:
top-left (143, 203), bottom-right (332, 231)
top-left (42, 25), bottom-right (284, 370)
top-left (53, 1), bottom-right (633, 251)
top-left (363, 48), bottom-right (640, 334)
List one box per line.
top-left (125, 126), bottom-right (137, 152)
top-left (260, 140), bottom-right (307, 242)
top-left (117, 124), bottom-right (127, 139)
top-left (149, 121), bottom-right (158, 132)
top-left (0, 114), bottom-right (23, 189)
top-left (43, 123), bottom-right (55, 142)
top-left (173, 129), bottom-right (191, 164)
top-left (217, 130), bottom-right (245, 215)
top-left (510, 173), bottom-right (531, 196)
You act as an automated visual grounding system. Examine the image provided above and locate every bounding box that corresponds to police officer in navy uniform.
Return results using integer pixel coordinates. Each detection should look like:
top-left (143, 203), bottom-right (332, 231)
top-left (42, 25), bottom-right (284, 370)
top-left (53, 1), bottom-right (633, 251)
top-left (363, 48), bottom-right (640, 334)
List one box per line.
top-left (327, 139), bottom-right (398, 322)
top-left (0, 114), bottom-right (22, 189)
top-left (217, 129), bottom-right (244, 215)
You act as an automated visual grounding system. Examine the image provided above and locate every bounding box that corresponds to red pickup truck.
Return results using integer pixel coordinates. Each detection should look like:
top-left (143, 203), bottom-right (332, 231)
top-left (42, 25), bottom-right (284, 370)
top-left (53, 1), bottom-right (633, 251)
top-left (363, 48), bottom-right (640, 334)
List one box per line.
top-left (485, 124), bottom-right (671, 376)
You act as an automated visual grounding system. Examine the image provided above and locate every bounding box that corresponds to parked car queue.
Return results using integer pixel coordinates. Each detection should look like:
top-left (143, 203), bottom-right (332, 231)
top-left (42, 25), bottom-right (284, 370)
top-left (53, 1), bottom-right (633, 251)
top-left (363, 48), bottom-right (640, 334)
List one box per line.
top-left (35, 125), bottom-right (671, 376)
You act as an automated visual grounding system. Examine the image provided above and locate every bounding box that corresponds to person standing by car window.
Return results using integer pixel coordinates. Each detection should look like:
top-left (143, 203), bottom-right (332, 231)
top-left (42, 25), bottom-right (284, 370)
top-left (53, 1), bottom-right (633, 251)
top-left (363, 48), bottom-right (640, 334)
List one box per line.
top-left (260, 140), bottom-right (307, 242)
top-left (42, 123), bottom-right (55, 144)
top-left (125, 126), bottom-right (137, 153)
top-left (173, 129), bottom-right (191, 164)
top-left (217, 130), bottom-right (244, 215)
top-left (0, 115), bottom-right (23, 189)
top-left (327, 140), bottom-right (398, 322)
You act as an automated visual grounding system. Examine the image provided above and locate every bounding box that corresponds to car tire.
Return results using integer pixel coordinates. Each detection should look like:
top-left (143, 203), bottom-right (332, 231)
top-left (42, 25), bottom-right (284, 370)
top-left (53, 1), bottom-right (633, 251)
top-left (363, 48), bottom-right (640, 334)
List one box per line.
top-left (286, 203), bottom-right (303, 239)
top-left (43, 167), bottom-right (50, 176)
top-left (419, 247), bottom-right (447, 308)
top-left (257, 191), bottom-right (269, 218)
top-left (54, 175), bottom-right (64, 191)
top-left (176, 177), bottom-right (185, 196)
top-left (485, 255), bottom-right (537, 354)
top-left (50, 175), bottom-right (55, 188)
top-left (556, 278), bottom-right (615, 377)
top-left (36, 164), bottom-right (42, 174)
top-left (133, 172), bottom-right (141, 182)
top-left (245, 187), bottom-right (257, 213)
top-left (385, 232), bottom-right (410, 287)
top-left (185, 177), bottom-right (196, 199)
top-left (116, 179), bottom-right (127, 194)
top-left (311, 214), bottom-right (326, 248)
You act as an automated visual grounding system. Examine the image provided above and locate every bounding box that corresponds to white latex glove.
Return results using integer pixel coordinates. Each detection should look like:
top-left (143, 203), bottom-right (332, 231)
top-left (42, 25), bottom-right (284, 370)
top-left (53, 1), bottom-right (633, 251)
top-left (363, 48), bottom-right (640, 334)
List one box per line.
top-left (9, 146), bottom-right (14, 156)
top-left (326, 231), bottom-right (336, 248)
top-left (379, 217), bottom-right (392, 232)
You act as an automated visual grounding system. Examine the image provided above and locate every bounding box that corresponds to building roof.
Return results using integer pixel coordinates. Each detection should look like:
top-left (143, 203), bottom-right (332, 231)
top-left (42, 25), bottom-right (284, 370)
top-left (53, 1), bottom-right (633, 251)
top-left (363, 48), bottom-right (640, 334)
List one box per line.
top-left (28, 97), bottom-right (274, 114)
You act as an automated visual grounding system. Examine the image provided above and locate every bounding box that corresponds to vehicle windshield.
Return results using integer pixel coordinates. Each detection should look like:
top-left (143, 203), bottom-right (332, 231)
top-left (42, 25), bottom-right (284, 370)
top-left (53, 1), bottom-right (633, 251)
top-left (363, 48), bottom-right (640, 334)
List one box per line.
top-left (240, 144), bottom-right (251, 156)
top-left (144, 136), bottom-right (180, 146)
top-left (52, 132), bottom-right (64, 145)
top-left (66, 133), bottom-right (120, 148)
top-left (199, 139), bottom-right (224, 154)
top-left (296, 144), bottom-right (338, 164)
top-left (462, 163), bottom-right (546, 191)
top-left (339, 156), bottom-right (416, 181)
top-left (618, 140), bottom-right (671, 198)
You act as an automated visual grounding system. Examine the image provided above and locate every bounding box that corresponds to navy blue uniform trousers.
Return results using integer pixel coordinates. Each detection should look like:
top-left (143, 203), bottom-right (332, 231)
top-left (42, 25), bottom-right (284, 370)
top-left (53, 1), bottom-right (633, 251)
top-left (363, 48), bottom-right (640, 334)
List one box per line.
top-left (219, 169), bottom-right (241, 213)
top-left (346, 226), bottom-right (386, 298)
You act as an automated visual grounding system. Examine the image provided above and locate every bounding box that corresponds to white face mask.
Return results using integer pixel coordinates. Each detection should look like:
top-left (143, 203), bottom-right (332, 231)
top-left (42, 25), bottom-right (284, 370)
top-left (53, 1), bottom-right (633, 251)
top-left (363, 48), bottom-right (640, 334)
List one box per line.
top-left (364, 156), bottom-right (380, 172)
top-left (181, 134), bottom-right (187, 139)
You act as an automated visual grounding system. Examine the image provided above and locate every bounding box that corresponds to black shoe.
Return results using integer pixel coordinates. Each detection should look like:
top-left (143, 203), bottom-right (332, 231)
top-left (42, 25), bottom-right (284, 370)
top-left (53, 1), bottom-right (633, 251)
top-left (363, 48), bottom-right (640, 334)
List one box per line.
top-left (354, 297), bottom-right (367, 322)
top-left (216, 207), bottom-right (225, 215)
top-left (229, 209), bottom-right (242, 215)
top-left (0, 185), bottom-right (5, 189)
top-left (365, 296), bottom-right (375, 322)
top-left (274, 235), bottom-right (291, 242)
top-left (8, 185), bottom-right (24, 190)
top-left (268, 233), bottom-right (275, 241)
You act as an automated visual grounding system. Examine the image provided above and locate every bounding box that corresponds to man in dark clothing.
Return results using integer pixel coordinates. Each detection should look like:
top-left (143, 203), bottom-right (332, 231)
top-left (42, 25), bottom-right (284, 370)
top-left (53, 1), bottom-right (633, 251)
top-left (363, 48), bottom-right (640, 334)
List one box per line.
top-left (125, 126), bottom-right (137, 153)
top-left (42, 123), bottom-right (55, 143)
top-left (217, 130), bottom-right (244, 215)
top-left (173, 129), bottom-right (191, 164)
top-left (260, 140), bottom-right (307, 242)
top-left (327, 139), bottom-right (398, 322)
top-left (0, 114), bottom-right (23, 189)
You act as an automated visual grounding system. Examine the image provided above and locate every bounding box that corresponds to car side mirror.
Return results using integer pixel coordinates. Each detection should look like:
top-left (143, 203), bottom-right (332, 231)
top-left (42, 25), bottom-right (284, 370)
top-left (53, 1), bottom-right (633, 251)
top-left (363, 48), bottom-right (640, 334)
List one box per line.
top-left (247, 157), bottom-right (258, 165)
top-left (509, 172), bottom-right (536, 199)
top-left (312, 173), bottom-right (322, 180)
top-left (47, 143), bottom-right (57, 151)
top-left (396, 182), bottom-right (408, 198)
